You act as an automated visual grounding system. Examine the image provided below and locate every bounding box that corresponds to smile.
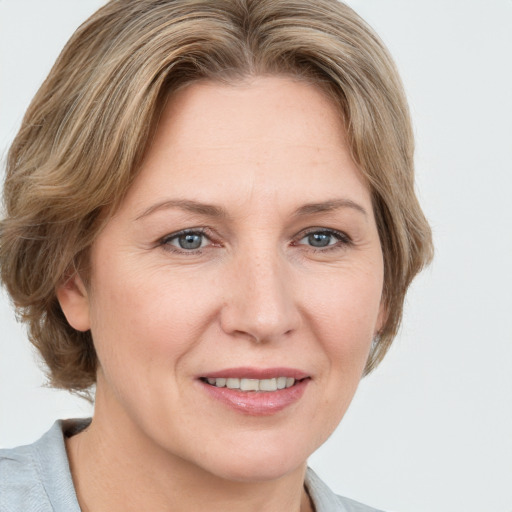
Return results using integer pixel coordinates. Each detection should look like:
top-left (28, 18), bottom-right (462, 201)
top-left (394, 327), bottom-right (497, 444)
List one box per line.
top-left (202, 377), bottom-right (297, 392)
top-left (198, 369), bottom-right (310, 415)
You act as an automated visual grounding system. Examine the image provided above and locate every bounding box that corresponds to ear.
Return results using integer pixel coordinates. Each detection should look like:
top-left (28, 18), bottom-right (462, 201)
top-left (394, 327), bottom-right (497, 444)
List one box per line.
top-left (56, 273), bottom-right (91, 332)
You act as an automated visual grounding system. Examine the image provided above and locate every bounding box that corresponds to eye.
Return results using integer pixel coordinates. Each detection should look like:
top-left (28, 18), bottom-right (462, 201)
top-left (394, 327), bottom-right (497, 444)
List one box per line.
top-left (303, 232), bottom-right (336, 248)
top-left (296, 229), bottom-right (351, 250)
top-left (160, 229), bottom-right (210, 252)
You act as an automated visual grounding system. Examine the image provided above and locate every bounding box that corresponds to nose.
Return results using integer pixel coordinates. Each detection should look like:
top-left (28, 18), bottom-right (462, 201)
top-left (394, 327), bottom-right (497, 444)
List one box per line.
top-left (219, 248), bottom-right (301, 343)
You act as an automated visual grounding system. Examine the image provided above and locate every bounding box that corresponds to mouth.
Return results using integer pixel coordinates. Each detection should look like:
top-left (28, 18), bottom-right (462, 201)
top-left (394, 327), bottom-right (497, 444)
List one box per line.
top-left (197, 368), bottom-right (311, 415)
top-left (200, 376), bottom-right (303, 392)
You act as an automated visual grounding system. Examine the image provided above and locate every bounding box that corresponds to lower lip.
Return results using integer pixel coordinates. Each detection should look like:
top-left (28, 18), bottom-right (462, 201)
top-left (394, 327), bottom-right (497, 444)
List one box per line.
top-left (199, 379), bottom-right (310, 416)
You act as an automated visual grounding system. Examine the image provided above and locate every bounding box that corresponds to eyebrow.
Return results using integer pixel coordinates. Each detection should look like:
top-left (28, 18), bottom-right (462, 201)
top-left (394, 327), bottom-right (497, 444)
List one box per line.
top-left (135, 197), bottom-right (367, 221)
top-left (135, 199), bottom-right (228, 220)
top-left (293, 199), bottom-right (368, 218)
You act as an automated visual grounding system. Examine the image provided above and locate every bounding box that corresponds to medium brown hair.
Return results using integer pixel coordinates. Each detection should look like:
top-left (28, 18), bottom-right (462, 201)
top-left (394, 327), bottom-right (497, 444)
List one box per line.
top-left (0, 0), bottom-right (433, 391)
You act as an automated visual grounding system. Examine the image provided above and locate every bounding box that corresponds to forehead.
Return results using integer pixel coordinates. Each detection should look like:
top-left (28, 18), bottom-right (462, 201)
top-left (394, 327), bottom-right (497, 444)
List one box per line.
top-left (159, 76), bottom-right (341, 141)
top-left (120, 75), bottom-right (371, 216)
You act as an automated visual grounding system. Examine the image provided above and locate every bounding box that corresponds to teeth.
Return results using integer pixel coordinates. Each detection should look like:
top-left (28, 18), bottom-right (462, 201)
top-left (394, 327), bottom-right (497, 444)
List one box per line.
top-left (204, 376), bottom-right (297, 392)
top-left (276, 376), bottom-right (287, 389)
top-left (259, 378), bottom-right (277, 391)
top-left (226, 378), bottom-right (240, 389)
top-left (240, 378), bottom-right (259, 391)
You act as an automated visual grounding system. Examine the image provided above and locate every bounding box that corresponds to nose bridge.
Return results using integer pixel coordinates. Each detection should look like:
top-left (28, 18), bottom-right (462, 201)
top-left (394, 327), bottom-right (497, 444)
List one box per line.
top-left (220, 241), bottom-right (299, 342)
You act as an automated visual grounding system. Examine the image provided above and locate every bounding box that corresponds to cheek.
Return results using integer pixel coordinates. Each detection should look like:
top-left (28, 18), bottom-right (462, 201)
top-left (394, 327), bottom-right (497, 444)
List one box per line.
top-left (299, 263), bottom-right (383, 426)
top-left (303, 266), bottom-right (383, 345)
top-left (300, 277), bottom-right (380, 451)
top-left (87, 264), bottom-right (219, 376)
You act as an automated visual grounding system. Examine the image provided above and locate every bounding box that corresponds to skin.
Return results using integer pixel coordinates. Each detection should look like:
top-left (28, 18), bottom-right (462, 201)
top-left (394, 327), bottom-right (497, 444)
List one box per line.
top-left (58, 75), bottom-right (385, 512)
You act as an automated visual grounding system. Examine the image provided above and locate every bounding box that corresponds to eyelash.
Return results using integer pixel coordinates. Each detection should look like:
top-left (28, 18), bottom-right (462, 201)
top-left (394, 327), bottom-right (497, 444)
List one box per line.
top-left (157, 227), bottom-right (352, 254)
top-left (158, 228), bottom-right (215, 254)
top-left (294, 228), bottom-right (352, 252)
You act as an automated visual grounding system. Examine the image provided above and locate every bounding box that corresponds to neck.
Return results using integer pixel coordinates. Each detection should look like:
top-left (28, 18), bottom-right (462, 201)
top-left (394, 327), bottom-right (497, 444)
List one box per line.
top-left (65, 393), bottom-right (314, 512)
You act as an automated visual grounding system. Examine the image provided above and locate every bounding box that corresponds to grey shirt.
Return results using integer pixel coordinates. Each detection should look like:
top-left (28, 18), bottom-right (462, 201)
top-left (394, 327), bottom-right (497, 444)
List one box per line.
top-left (0, 420), bottom-right (384, 512)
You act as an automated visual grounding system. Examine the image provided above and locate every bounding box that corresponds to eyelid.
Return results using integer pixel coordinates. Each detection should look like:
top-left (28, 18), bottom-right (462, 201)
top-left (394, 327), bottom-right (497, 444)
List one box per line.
top-left (158, 227), bottom-right (217, 253)
top-left (292, 227), bottom-right (353, 252)
top-left (160, 227), bottom-right (210, 243)
top-left (296, 227), bottom-right (352, 243)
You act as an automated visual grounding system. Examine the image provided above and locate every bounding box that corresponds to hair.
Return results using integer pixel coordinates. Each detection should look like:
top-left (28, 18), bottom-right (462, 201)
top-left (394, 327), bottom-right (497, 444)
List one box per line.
top-left (0, 0), bottom-right (433, 391)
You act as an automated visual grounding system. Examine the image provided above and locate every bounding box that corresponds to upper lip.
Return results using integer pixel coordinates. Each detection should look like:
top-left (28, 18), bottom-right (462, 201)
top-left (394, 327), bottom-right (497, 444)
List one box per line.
top-left (200, 367), bottom-right (309, 380)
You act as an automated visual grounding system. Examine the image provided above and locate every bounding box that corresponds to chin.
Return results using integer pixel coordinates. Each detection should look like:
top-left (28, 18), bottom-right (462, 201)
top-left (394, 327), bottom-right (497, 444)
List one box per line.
top-left (201, 455), bottom-right (307, 484)
top-left (183, 432), bottom-right (315, 483)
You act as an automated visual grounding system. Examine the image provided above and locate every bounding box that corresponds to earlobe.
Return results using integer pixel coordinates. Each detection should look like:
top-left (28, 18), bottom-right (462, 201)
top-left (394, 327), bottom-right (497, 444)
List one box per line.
top-left (56, 273), bottom-right (91, 332)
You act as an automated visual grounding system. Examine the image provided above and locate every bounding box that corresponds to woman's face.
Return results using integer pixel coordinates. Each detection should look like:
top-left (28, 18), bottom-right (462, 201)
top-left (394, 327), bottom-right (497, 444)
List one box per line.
top-left (60, 76), bottom-right (384, 481)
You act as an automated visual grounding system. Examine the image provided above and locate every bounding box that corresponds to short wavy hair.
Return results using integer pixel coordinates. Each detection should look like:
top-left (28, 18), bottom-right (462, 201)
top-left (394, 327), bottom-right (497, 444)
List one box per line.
top-left (0, 0), bottom-right (433, 391)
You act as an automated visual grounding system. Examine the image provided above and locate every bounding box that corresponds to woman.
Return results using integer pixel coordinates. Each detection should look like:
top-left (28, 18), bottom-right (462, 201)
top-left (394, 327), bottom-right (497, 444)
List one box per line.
top-left (0, 1), bottom-right (432, 511)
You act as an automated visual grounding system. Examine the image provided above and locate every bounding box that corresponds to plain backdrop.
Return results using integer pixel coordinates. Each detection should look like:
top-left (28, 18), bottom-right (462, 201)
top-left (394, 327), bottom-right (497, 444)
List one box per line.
top-left (1, 1), bottom-right (511, 511)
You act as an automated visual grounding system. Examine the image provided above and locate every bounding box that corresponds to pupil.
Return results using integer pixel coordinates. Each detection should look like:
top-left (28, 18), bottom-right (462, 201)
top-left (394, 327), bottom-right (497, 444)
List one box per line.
top-left (308, 232), bottom-right (331, 247)
top-left (179, 234), bottom-right (202, 249)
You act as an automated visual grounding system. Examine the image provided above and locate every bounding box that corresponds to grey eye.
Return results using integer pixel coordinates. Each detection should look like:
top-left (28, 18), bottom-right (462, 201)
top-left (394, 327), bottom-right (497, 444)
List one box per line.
top-left (177, 233), bottom-right (204, 250)
top-left (305, 232), bottom-right (335, 247)
top-left (160, 229), bottom-right (213, 253)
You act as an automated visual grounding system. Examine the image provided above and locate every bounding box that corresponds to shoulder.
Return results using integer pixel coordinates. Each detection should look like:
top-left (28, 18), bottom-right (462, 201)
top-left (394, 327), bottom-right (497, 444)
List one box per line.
top-left (0, 420), bottom-right (87, 512)
top-left (0, 432), bottom-right (54, 512)
top-left (305, 467), bottom-right (386, 512)
top-left (0, 440), bottom-right (45, 512)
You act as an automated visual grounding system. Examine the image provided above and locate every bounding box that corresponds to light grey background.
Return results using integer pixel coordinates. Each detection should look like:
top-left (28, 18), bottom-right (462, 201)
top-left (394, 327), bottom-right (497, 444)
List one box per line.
top-left (1, 1), bottom-right (511, 511)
